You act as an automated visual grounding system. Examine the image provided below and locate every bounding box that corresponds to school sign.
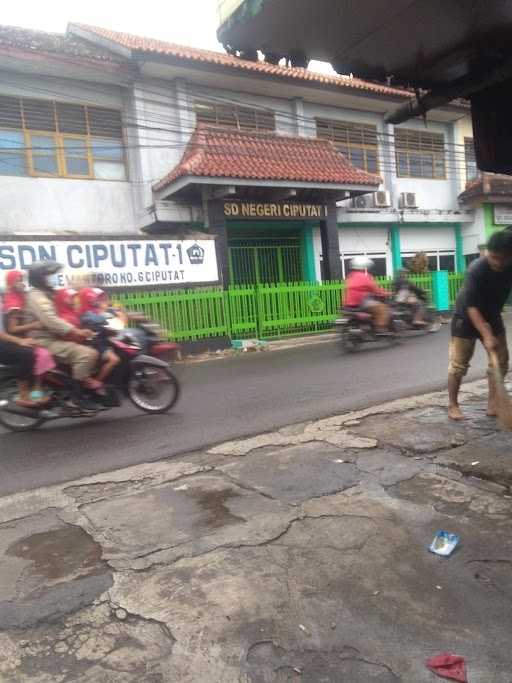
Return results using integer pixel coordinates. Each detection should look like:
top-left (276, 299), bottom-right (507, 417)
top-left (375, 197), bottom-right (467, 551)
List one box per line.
top-left (0, 239), bottom-right (219, 288)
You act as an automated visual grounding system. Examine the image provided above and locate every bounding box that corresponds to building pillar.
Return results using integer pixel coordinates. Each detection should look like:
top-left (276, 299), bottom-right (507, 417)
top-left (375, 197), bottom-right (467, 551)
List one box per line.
top-left (390, 224), bottom-right (402, 273)
top-left (454, 224), bottom-right (465, 273)
top-left (207, 200), bottom-right (230, 289)
top-left (302, 224), bottom-right (317, 282)
top-left (432, 270), bottom-right (450, 312)
top-left (320, 204), bottom-right (343, 281)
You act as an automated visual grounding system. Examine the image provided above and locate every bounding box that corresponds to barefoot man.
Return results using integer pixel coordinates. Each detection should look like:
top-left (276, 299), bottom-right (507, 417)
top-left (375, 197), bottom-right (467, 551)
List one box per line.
top-left (448, 230), bottom-right (512, 421)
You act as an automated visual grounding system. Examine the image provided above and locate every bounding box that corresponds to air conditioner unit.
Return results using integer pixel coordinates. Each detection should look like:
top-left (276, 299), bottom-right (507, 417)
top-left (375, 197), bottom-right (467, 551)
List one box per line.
top-left (399, 192), bottom-right (418, 209)
top-left (352, 195), bottom-right (370, 209)
top-left (373, 190), bottom-right (391, 208)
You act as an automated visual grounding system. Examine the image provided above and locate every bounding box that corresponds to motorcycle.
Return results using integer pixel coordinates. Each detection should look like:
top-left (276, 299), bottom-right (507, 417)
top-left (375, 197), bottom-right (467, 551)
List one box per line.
top-left (335, 301), bottom-right (406, 352)
top-left (393, 297), bottom-right (441, 333)
top-left (0, 320), bottom-right (181, 432)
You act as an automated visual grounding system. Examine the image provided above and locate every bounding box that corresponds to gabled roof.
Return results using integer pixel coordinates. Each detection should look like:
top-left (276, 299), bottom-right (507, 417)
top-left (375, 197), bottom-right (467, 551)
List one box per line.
top-left (154, 124), bottom-right (381, 194)
top-left (70, 23), bottom-right (414, 100)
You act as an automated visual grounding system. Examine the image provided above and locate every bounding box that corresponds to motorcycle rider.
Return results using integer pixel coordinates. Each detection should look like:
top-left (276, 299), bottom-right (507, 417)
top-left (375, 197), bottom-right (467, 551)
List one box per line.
top-left (392, 268), bottom-right (428, 327)
top-left (344, 256), bottom-right (391, 334)
top-left (25, 261), bottom-right (100, 395)
top-left (0, 327), bottom-right (39, 408)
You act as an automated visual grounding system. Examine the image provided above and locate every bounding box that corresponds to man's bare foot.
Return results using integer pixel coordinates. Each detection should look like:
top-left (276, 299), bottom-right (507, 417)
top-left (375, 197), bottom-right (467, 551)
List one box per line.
top-left (448, 405), bottom-right (464, 421)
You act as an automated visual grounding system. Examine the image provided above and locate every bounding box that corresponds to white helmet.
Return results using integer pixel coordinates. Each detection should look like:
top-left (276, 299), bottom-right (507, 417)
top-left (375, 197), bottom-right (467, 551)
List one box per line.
top-left (350, 256), bottom-right (374, 271)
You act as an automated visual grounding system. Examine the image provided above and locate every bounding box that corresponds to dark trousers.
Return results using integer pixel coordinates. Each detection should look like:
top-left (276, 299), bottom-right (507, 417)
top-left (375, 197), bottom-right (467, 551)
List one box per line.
top-left (0, 341), bottom-right (34, 380)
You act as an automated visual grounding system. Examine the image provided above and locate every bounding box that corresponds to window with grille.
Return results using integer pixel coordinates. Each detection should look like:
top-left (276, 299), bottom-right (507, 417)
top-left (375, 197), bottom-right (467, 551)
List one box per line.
top-left (0, 96), bottom-right (126, 180)
top-left (402, 251), bottom-right (456, 272)
top-left (464, 137), bottom-right (478, 182)
top-left (341, 252), bottom-right (388, 278)
top-left (195, 100), bottom-right (275, 132)
top-left (316, 118), bottom-right (379, 173)
top-left (395, 128), bottom-right (445, 179)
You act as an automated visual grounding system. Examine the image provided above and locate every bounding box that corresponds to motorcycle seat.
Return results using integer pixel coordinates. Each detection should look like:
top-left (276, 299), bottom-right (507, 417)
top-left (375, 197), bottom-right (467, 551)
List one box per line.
top-left (342, 308), bottom-right (372, 321)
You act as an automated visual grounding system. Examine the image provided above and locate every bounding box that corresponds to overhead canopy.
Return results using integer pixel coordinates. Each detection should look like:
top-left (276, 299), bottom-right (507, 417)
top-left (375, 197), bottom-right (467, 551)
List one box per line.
top-left (153, 124), bottom-right (381, 201)
top-left (217, 0), bottom-right (512, 88)
top-left (217, 0), bottom-right (512, 175)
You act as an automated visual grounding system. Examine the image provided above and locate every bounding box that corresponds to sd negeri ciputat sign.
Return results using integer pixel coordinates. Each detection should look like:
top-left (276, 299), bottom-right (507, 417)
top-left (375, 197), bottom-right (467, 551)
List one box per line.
top-left (0, 240), bottom-right (219, 288)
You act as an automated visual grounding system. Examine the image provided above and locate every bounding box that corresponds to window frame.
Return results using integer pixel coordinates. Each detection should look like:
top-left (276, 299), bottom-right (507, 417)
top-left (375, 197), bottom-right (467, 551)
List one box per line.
top-left (0, 128), bottom-right (27, 176)
top-left (61, 134), bottom-right (94, 179)
top-left (27, 130), bottom-right (60, 178)
top-left (340, 251), bottom-right (389, 278)
top-left (401, 250), bottom-right (457, 272)
top-left (316, 118), bottom-right (380, 174)
top-left (0, 96), bottom-right (126, 181)
top-left (464, 136), bottom-right (478, 183)
top-left (394, 128), bottom-right (446, 179)
top-left (194, 99), bottom-right (276, 133)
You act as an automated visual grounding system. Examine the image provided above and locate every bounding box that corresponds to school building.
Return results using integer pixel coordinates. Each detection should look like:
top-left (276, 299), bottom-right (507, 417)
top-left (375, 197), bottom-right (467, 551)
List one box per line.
top-left (0, 22), bottom-right (508, 292)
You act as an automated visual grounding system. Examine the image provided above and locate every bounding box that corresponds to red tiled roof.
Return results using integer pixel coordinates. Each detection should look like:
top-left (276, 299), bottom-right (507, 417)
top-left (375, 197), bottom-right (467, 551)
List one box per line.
top-left (0, 24), bottom-right (124, 64)
top-left (459, 173), bottom-right (512, 203)
top-left (153, 125), bottom-right (381, 193)
top-left (71, 23), bottom-right (413, 99)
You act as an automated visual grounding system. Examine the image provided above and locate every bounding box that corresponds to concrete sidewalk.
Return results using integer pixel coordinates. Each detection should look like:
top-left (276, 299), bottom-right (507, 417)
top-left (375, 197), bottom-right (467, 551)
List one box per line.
top-left (1, 380), bottom-right (512, 682)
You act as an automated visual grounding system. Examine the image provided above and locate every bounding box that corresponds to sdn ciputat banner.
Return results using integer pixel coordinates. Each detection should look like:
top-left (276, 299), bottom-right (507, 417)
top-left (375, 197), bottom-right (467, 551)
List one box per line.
top-left (0, 239), bottom-right (219, 288)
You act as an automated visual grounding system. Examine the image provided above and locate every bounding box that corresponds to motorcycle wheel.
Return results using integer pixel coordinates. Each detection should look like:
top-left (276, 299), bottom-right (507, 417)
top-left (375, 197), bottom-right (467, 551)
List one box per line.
top-left (128, 364), bottom-right (180, 414)
top-left (340, 327), bottom-right (363, 353)
top-left (0, 379), bottom-right (45, 432)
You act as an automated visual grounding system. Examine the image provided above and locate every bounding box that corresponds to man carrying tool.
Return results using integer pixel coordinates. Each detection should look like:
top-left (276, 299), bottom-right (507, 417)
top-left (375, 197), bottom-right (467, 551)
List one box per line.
top-left (448, 230), bottom-right (512, 421)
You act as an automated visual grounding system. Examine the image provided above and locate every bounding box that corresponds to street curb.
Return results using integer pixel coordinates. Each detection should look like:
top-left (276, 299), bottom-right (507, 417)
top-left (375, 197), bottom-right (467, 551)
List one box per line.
top-left (179, 332), bottom-right (338, 364)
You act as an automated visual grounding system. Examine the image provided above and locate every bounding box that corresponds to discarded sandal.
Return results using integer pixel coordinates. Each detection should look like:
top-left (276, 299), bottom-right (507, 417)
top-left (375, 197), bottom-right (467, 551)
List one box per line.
top-left (426, 653), bottom-right (467, 682)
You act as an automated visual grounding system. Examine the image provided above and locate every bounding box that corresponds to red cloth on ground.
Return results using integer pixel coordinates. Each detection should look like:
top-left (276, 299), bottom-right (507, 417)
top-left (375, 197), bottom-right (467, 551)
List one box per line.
top-left (425, 653), bottom-right (467, 682)
top-left (344, 271), bottom-right (388, 307)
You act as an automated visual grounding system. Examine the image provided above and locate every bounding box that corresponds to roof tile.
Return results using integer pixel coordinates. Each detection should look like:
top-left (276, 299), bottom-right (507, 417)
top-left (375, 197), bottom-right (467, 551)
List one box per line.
top-left (73, 23), bottom-right (413, 99)
top-left (154, 125), bottom-right (381, 193)
top-left (0, 24), bottom-right (123, 63)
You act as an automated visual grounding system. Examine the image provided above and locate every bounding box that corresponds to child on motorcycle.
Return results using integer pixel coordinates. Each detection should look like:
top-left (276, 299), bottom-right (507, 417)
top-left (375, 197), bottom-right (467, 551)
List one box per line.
top-left (344, 256), bottom-right (391, 335)
top-left (78, 288), bottom-right (121, 384)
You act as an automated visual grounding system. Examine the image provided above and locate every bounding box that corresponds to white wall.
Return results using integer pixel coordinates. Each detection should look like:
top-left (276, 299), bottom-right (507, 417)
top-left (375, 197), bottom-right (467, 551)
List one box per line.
top-left (1, 176), bottom-right (135, 236)
top-left (400, 227), bottom-right (455, 252)
top-left (0, 70), bottom-right (124, 109)
top-left (461, 207), bottom-right (485, 255)
top-left (128, 79), bottom-right (186, 220)
top-left (453, 115), bottom-right (474, 194)
top-left (338, 226), bottom-right (389, 253)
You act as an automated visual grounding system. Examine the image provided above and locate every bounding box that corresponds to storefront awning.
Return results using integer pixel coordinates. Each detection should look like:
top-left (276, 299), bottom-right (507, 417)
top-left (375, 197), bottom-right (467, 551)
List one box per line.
top-left (153, 124), bottom-right (381, 200)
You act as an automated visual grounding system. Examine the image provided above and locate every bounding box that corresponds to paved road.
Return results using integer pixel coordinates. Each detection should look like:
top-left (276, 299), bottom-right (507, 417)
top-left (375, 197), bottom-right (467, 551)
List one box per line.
top-left (0, 326), bottom-right (490, 495)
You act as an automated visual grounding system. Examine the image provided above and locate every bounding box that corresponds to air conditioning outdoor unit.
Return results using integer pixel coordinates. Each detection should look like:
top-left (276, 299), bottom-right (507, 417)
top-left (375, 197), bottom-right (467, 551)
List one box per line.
top-left (399, 192), bottom-right (418, 209)
top-left (352, 195), bottom-right (370, 209)
top-left (373, 190), bottom-right (391, 208)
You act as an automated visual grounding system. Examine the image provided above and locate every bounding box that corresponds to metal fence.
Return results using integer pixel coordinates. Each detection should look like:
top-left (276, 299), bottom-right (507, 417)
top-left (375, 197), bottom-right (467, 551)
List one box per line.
top-left (117, 272), bottom-right (458, 342)
top-left (448, 273), bottom-right (465, 306)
